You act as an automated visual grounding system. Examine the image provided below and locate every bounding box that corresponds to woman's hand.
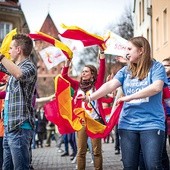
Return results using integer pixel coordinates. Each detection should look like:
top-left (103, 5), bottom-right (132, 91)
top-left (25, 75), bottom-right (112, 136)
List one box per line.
top-left (65, 59), bottom-right (71, 67)
top-left (75, 94), bottom-right (90, 103)
top-left (116, 95), bottom-right (132, 104)
top-left (98, 46), bottom-right (105, 59)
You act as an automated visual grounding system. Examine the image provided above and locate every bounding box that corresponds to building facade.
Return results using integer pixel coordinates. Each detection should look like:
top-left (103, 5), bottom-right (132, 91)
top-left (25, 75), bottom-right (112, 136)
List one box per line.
top-left (133, 0), bottom-right (170, 61)
top-left (152, 0), bottom-right (170, 61)
top-left (0, 0), bottom-right (29, 40)
top-left (0, 0), bottom-right (38, 66)
top-left (34, 13), bottom-right (64, 101)
top-left (133, 0), bottom-right (152, 53)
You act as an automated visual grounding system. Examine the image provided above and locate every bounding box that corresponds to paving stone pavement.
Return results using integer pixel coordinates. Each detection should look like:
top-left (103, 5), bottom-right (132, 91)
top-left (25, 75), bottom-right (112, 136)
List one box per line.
top-left (32, 140), bottom-right (170, 170)
top-left (32, 141), bottom-right (123, 170)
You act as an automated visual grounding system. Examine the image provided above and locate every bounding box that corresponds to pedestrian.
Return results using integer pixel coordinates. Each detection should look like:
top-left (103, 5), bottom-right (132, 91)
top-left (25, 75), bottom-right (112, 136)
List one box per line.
top-left (0, 89), bottom-right (6, 170)
top-left (0, 117), bottom-right (3, 170)
top-left (62, 48), bottom-right (105, 170)
top-left (162, 57), bottom-right (170, 145)
top-left (110, 59), bottom-right (126, 155)
top-left (160, 58), bottom-right (170, 169)
top-left (0, 95), bottom-right (4, 170)
top-left (0, 34), bottom-right (37, 170)
top-left (56, 133), bottom-right (64, 153)
top-left (101, 82), bottom-right (114, 144)
top-left (60, 133), bottom-right (77, 161)
top-left (138, 58), bottom-right (170, 170)
top-left (78, 36), bottom-right (167, 169)
top-left (87, 137), bottom-right (94, 164)
top-left (45, 121), bottom-right (57, 147)
top-left (36, 107), bottom-right (47, 148)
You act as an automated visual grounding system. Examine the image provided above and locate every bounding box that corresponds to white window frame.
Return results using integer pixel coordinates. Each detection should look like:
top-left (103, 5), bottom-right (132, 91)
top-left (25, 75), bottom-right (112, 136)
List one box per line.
top-left (0, 22), bottom-right (13, 40)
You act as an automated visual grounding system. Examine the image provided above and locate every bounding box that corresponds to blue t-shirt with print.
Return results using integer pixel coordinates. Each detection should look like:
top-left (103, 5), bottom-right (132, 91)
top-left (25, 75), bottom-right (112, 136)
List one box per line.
top-left (114, 61), bottom-right (168, 131)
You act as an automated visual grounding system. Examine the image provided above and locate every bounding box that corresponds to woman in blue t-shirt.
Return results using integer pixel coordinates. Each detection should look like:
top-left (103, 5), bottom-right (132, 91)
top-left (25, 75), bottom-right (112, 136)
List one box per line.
top-left (78, 36), bottom-right (168, 169)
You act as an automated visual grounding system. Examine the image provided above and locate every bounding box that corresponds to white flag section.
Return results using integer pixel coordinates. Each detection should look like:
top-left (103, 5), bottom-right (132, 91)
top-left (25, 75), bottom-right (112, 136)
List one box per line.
top-left (39, 46), bottom-right (66, 70)
top-left (104, 32), bottom-right (128, 58)
top-left (58, 35), bottom-right (84, 52)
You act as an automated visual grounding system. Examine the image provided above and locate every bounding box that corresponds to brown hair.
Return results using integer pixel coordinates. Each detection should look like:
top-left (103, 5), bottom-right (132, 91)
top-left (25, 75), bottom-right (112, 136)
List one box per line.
top-left (12, 34), bottom-right (33, 56)
top-left (128, 36), bottom-right (152, 80)
top-left (79, 65), bottom-right (97, 92)
top-left (85, 65), bottom-right (97, 82)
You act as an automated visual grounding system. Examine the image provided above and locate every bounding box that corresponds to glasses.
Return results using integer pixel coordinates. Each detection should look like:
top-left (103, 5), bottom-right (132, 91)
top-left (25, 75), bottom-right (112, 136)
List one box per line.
top-left (163, 65), bottom-right (170, 67)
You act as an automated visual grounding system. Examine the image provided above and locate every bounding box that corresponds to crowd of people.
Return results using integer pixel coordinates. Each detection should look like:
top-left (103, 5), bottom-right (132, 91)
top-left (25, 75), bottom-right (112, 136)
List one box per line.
top-left (0, 33), bottom-right (169, 170)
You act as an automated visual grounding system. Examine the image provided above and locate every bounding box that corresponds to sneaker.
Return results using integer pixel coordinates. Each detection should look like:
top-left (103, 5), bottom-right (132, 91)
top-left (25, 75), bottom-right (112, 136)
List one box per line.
top-left (71, 156), bottom-right (77, 164)
top-left (61, 152), bottom-right (69, 157)
top-left (91, 160), bottom-right (94, 164)
top-left (70, 156), bottom-right (74, 161)
top-left (115, 150), bottom-right (120, 155)
top-left (75, 165), bottom-right (78, 170)
top-left (58, 149), bottom-right (63, 153)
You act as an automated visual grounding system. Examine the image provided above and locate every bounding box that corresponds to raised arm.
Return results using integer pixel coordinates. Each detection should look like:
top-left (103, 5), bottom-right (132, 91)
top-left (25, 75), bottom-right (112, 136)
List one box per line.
top-left (61, 59), bottom-right (79, 89)
top-left (0, 54), bottom-right (22, 79)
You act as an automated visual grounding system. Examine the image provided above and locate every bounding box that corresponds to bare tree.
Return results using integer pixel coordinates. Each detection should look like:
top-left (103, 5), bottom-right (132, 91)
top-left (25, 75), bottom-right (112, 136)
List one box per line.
top-left (73, 4), bottom-right (134, 75)
top-left (111, 5), bottom-right (134, 40)
top-left (73, 46), bottom-right (99, 75)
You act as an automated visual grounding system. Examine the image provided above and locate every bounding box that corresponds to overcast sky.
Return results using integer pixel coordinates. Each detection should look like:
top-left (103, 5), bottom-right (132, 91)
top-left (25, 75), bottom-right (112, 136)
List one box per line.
top-left (20, 0), bottom-right (132, 34)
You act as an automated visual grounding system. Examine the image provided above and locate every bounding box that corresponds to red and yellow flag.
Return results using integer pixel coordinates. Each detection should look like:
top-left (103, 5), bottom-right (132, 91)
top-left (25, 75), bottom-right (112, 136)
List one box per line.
top-left (0, 28), bottom-right (17, 59)
top-left (44, 75), bottom-right (123, 138)
top-left (44, 75), bottom-right (82, 134)
top-left (0, 28), bottom-right (17, 83)
top-left (29, 32), bottom-right (73, 60)
top-left (59, 24), bottom-right (106, 50)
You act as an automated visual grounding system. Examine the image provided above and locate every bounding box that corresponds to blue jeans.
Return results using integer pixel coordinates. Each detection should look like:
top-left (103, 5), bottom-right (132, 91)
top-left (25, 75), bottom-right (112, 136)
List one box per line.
top-left (63, 134), bottom-right (69, 153)
top-left (3, 127), bottom-right (33, 170)
top-left (0, 137), bottom-right (3, 169)
top-left (87, 137), bottom-right (94, 161)
top-left (68, 133), bottom-right (77, 157)
top-left (119, 129), bottom-right (165, 170)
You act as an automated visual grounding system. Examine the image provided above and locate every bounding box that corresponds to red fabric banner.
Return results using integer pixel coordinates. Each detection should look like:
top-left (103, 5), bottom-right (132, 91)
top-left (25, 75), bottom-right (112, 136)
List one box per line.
top-left (59, 24), bottom-right (106, 50)
top-left (44, 75), bottom-right (123, 138)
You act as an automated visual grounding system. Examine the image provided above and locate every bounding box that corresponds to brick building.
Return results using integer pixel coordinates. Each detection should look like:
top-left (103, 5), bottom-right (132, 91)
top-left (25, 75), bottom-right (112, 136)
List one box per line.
top-left (34, 13), bottom-right (65, 103)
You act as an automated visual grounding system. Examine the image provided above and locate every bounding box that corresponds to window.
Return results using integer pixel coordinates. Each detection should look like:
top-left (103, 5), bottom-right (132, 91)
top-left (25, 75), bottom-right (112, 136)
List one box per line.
top-left (163, 8), bottom-right (167, 43)
top-left (147, 28), bottom-right (150, 42)
top-left (156, 17), bottom-right (159, 49)
top-left (0, 22), bottom-right (13, 40)
top-left (139, 2), bottom-right (141, 25)
top-left (141, 0), bottom-right (144, 22)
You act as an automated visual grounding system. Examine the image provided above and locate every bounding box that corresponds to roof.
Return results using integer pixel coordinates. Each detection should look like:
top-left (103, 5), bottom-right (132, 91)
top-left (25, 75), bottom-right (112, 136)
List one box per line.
top-left (40, 13), bottom-right (59, 39)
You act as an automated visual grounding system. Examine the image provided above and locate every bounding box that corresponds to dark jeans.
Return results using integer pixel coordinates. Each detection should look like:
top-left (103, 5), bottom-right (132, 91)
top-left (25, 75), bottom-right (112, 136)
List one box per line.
top-left (0, 137), bottom-right (3, 170)
top-left (63, 133), bottom-right (77, 157)
top-left (119, 129), bottom-right (165, 170)
top-left (68, 133), bottom-right (77, 157)
top-left (115, 125), bottom-right (120, 151)
top-left (63, 134), bottom-right (69, 153)
top-left (139, 121), bottom-right (169, 170)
